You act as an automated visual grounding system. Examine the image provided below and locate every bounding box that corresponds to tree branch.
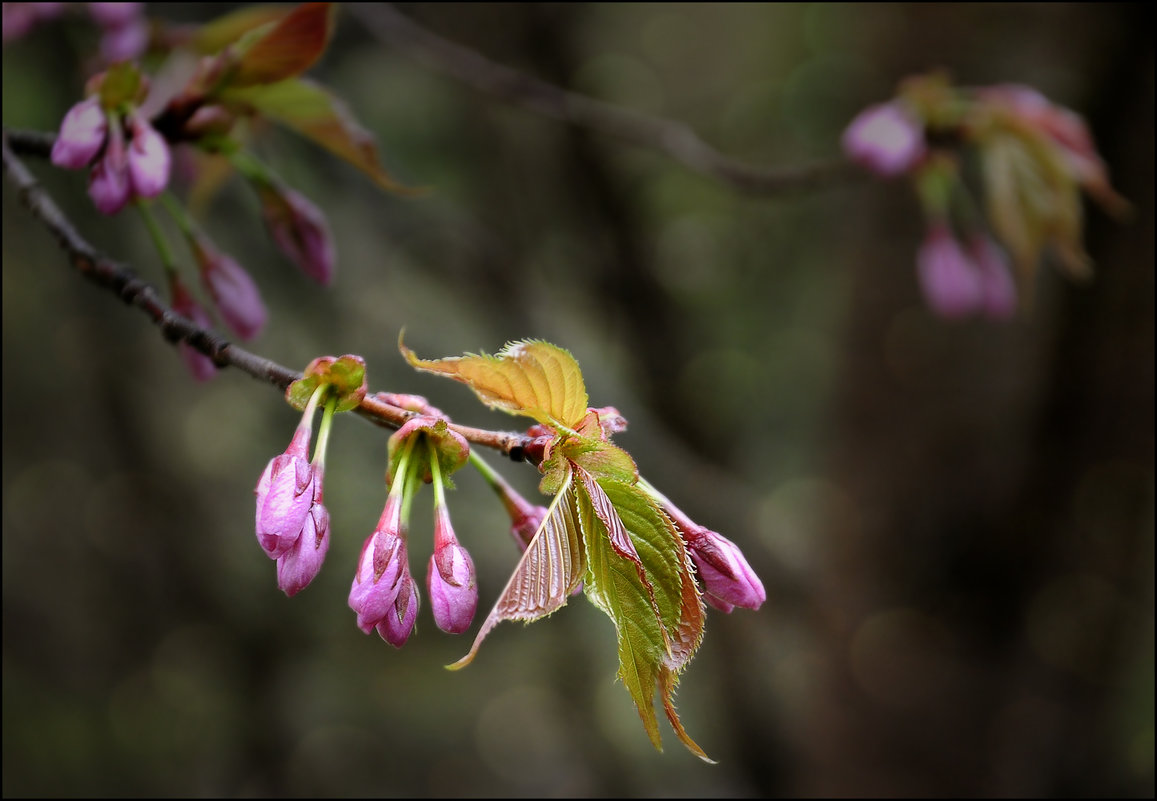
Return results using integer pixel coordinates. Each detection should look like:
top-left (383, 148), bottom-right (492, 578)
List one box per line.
top-left (2, 128), bottom-right (530, 460)
top-left (349, 4), bottom-right (862, 195)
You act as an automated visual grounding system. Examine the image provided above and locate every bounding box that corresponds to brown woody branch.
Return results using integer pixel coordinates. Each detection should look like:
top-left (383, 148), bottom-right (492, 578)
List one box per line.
top-left (349, 4), bottom-right (861, 195)
top-left (2, 128), bottom-right (530, 460)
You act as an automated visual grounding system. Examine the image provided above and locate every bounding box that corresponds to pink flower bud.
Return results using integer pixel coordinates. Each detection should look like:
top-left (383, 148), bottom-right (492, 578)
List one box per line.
top-left (194, 238), bottom-right (267, 340)
top-left (51, 97), bottom-right (108, 169)
top-left (842, 101), bottom-right (927, 177)
top-left (682, 526), bottom-right (766, 612)
top-left (348, 497), bottom-right (408, 634)
top-left (87, 2), bottom-right (142, 27)
top-left (916, 223), bottom-right (984, 319)
top-left (968, 234), bottom-right (1018, 320)
top-left (276, 487), bottom-right (330, 597)
top-left (375, 393), bottom-right (444, 418)
top-left (3, 4), bottom-right (38, 43)
top-left (127, 115), bottom-right (170, 198)
top-left (510, 501), bottom-right (547, 552)
top-left (87, 120), bottom-right (130, 215)
top-left (254, 427), bottom-right (316, 558)
top-left (3, 3), bottom-right (63, 43)
top-left (99, 14), bottom-right (148, 62)
top-left (183, 104), bottom-right (236, 138)
top-left (168, 273), bottom-right (218, 381)
top-left (427, 506), bottom-right (477, 633)
top-left (378, 572), bottom-right (420, 647)
top-left (260, 185), bottom-right (336, 285)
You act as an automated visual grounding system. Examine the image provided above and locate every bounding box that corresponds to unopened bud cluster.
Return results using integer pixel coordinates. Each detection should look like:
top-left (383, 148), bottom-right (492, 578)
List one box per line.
top-left (45, 16), bottom-right (339, 380)
top-left (347, 413), bottom-right (477, 646)
top-left (256, 377), bottom-right (767, 650)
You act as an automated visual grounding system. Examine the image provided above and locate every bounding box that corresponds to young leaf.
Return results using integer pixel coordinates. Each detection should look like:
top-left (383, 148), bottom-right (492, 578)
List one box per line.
top-left (400, 338), bottom-right (590, 430)
top-left (193, 4), bottom-right (295, 55)
top-left (221, 78), bottom-right (416, 194)
top-left (576, 471), bottom-right (670, 753)
top-left (228, 2), bottom-right (335, 89)
top-left (597, 477), bottom-right (704, 674)
top-left (448, 472), bottom-right (585, 670)
top-left (578, 467), bottom-right (711, 760)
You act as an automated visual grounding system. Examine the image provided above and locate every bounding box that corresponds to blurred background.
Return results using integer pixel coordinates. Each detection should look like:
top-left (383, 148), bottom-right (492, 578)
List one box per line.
top-left (3, 3), bottom-right (1153, 797)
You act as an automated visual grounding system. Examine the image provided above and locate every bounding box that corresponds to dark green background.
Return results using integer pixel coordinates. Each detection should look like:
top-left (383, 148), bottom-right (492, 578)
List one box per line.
top-left (3, 3), bottom-right (1152, 797)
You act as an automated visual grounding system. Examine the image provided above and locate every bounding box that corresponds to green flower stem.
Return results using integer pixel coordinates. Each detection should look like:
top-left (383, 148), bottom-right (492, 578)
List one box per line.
top-left (229, 149), bottom-right (277, 188)
top-left (298, 382), bottom-right (328, 433)
top-left (400, 445), bottom-right (422, 531)
top-left (388, 434), bottom-right (421, 539)
top-left (949, 177), bottom-right (985, 232)
top-left (312, 394), bottom-right (338, 468)
top-left (429, 439), bottom-right (447, 509)
top-left (159, 192), bottom-right (198, 239)
top-left (469, 450), bottom-right (512, 498)
top-left (134, 199), bottom-right (178, 279)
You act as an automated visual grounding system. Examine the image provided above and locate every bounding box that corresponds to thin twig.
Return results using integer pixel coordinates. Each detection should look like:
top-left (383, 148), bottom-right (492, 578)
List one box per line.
top-left (349, 4), bottom-right (862, 195)
top-left (2, 128), bottom-right (530, 460)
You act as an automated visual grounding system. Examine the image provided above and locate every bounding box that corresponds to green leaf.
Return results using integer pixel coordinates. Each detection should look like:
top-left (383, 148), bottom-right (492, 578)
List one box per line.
top-left (220, 77), bottom-right (416, 194)
top-left (563, 419), bottom-right (639, 485)
top-left (401, 338), bottom-right (590, 430)
top-left (984, 130), bottom-right (1091, 303)
top-left (578, 467), bottom-right (710, 761)
top-left (597, 478), bottom-right (704, 674)
top-left (193, 4), bottom-right (295, 54)
top-left (228, 2), bottom-right (335, 88)
top-left (449, 471), bottom-right (585, 670)
top-left (576, 469), bottom-right (669, 753)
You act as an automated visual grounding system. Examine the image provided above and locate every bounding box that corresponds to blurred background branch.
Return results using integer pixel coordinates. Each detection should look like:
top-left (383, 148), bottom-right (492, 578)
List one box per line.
top-left (2, 127), bottom-right (530, 457)
top-left (350, 3), bottom-right (861, 195)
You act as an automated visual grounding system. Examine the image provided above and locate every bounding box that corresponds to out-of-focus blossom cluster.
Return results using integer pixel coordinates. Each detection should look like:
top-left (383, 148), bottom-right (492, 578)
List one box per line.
top-left (842, 72), bottom-right (1127, 320)
top-left (3, 2), bottom-right (148, 62)
top-left (51, 86), bottom-right (170, 215)
top-left (38, 3), bottom-right (346, 379)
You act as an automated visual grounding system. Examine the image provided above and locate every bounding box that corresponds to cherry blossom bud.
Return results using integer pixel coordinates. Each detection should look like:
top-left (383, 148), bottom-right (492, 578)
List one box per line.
top-left (682, 526), bottom-right (766, 612)
top-left (260, 184), bottom-right (336, 285)
top-left (87, 2), bottom-right (142, 27)
top-left (842, 101), bottom-right (927, 177)
top-left (348, 496), bottom-right (407, 634)
top-left (89, 3), bottom-right (148, 62)
top-left (255, 426), bottom-right (316, 558)
top-left (99, 14), bottom-right (147, 61)
top-left (3, 3), bottom-right (63, 43)
top-left (916, 223), bottom-right (983, 319)
top-left (127, 115), bottom-right (170, 198)
top-left (183, 104), bottom-right (236, 138)
top-left (427, 506), bottom-right (477, 633)
top-left (193, 237), bottom-right (267, 340)
top-left (276, 484), bottom-right (330, 597)
top-left (2, 4), bottom-right (38, 43)
top-left (968, 234), bottom-right (1018, 320)
top-left (375, 392), bottom-right (444, 417)
top-left (88, 120), bottom-right (130, 215)
top-left (168, 273), bottom-right (218, 381)
top-left (51, 97), bottom-right (107, 169)
top-left (510, 503), bottom-right (548, 552)
top-left (378, 571), bottom-right (420, 647)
